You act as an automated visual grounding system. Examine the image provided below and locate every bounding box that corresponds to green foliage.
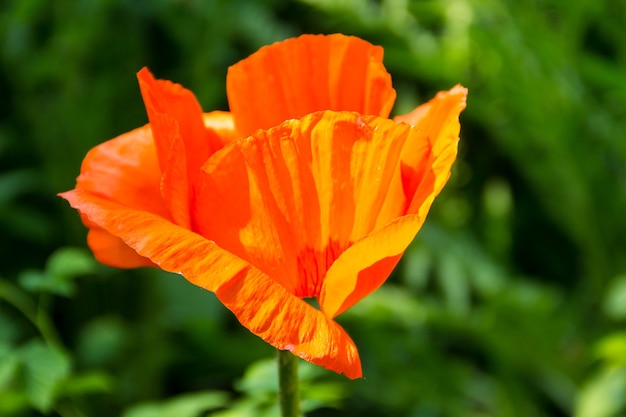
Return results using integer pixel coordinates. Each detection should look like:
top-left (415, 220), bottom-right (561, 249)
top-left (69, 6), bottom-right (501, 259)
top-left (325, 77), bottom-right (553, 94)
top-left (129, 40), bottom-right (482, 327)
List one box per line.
top-left (206, 357), bottom-right (346, 417)
top-left (18, 247), bottom-right (97, 297)
top-left (122, 391), bottom-right (230, 417)
top-left (1, 0), bottom-right (625, 416)
top-left (19, 340), bottom-right (71, 413)
top-left (603, 275), bottom-right (626, 320)
top-left (576, 367), bottom-right (626, 417)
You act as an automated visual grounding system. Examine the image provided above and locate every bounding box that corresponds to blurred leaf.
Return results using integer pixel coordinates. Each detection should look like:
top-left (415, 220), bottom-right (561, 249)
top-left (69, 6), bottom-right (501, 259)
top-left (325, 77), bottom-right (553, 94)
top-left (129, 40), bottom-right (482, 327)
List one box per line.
top-left (0, 389), bottom-right (30, 416)
top-left (63, 371), bottom-right (114, 396)
top-left (437, 253), bottom-right (470, 316)
top-left (18, 269), bottom-right (74, 297)
top-left (0, 343), bottom-right (20, 390)
top-left (575, 367), bottom-right (626, 417)
top-left (603, 274), bottom-right (626, 320)
top-left (235, 358), bottom-right (277, 399)
top-left (232, 357), bottom-right (346, 414)
top-left (208, 398), bottom-right (272, 417)
top-left (595, 332), bottom-right (626, 367)
top-left (46, 247), bottom-right (98, 279)
top-left (121, 391), bottom-right (230, 417)
top-left (154, 269), bottom-right (225, 327)
top-left (346, 284), bottom-right (426, 328)
top-left (402, 244), bottom-right (433, 291)
top-left (301, 381), bottom-right (347, 411)
top-left (17, 247), bottom-right (97, 297)
top-left (411, 223), bottom-right (507, 299)
top-left (19, 340), bottom-right (71, 413)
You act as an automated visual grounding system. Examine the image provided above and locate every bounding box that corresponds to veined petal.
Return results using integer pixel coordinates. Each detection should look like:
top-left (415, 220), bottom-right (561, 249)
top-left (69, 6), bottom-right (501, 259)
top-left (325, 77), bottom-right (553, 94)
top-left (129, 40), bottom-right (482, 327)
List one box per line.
top-left (68, 111), bottom-right (236, 270)
top-left (216, 265), bottom-right (362, 379)
top-left (137, 68), bottom-right (224, 229)
top-left (60, 189), bottom-right (362, 379)
top-left (395, 85), bottom-right (468, 213)
top-left (195, 111), bottom-right (413, 299)
top-left (75, 124), bottom-right (164, 214)
top-left (320, 87), bottom-right (468, 317)
top-left (65, 124), bottom-right (167, 268)
top-left (137, 68), bottom-right (222, 172)
top-left (319, 214), bottom-right (423, 318)
top-left (227, 34), bottom-right (396, 137)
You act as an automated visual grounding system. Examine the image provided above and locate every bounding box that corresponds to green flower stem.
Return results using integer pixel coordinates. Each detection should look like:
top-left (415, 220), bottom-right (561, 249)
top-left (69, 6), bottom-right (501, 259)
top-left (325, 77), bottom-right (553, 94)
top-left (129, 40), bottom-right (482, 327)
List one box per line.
top-left (277, 349), bottom-right (300, 417)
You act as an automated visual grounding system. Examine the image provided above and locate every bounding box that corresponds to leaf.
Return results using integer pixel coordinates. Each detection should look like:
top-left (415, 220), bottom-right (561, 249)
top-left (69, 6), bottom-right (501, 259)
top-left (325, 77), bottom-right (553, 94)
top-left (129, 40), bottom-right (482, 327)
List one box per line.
top-left (233, 357), bottom-right (346, 413)
top-left (46, 247), bottom-right (98, 280)
top-left (301, 382), bottom-right (347, 411)
top-left (121, 391), bottom-right (230, 417)
top-left (62, 371), bottom-right (114, 396)
top-left (437, 253), bottom-right (470, 316)
top-left (17, 247), bottom-right (97, 297)
top-left (235, 358), bottom-right (278, 398)
top-left (603, 275), bottom-right (626, 320)
top-left (19, 340), bottom-right (71, 413)
top-left (0, 343), bottom-right (20, 390)
top-left (575, 367), bottom-right (626, 417)
top-left (343, 284), bottom-right (426, 328)
top-left (18, 269), bottom-right (74, 297)
top-left (208, 399), bottom-right (268, 417)
top-left (0, 389), bottom-right (30, 415)
top-left (595, 332), bottom-right (626, 367)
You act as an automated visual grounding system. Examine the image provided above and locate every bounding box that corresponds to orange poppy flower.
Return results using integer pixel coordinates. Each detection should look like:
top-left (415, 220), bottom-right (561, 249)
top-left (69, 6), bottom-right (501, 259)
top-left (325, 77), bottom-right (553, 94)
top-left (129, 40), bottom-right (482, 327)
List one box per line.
top-left (60, 34), bottom-right (467, 379)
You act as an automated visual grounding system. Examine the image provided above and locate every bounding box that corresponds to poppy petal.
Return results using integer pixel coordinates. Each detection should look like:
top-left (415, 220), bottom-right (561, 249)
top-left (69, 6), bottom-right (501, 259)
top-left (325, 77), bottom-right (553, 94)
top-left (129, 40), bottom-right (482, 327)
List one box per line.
top-left (216, 266), bottom-right (362, 379)
top-left (396, 85), bottom-right (467, 213)
top-left (227, 34), bottom-right (396, 137)
top-left (202, 111), bottom-right (239, 145)
top-left (137, 68), bottom-right (221, 172)
top-left (60, 189), bottom-right (362, 378)
top-left (65, 111), bottom-right (237, 271)
top-left (319, 214), bottom-right (424, 318)
top-left (137, 68), bottom-right (225, 229)
top-left (87, 227), bottom-right (154, 268)
top-left (64, 124), bottom-right (167, 268)
top-left (320, 87), bottom-right (467, 318)
top-left (195, 111), bottom-right (412, 298)
top-left (75, 124), bottom-right (164, 214)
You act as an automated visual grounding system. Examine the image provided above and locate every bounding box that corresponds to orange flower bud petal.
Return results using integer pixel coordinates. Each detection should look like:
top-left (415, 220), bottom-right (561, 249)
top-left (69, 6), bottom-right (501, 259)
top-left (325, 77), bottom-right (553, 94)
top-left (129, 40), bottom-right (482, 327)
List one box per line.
top-left (227, 34), bottom-right (396, 137)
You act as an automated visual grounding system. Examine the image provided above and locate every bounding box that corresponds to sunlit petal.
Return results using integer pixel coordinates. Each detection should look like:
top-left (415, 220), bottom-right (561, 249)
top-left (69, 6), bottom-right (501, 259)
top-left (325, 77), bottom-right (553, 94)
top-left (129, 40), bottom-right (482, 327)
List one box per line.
top-left (227, 34), bottom-right (396, 137)
top-left (61, 189), bottom-right (361, 378)
top-left (195, 111), bottom-right (412, 298)
top-left (397, 85), bottom-right (467, 213)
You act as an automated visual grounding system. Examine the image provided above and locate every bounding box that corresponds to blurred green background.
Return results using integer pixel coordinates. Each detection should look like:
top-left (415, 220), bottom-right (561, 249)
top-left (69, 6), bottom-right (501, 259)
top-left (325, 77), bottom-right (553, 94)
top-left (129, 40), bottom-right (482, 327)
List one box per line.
top-left (1, 0), bottom-right (625, 416)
